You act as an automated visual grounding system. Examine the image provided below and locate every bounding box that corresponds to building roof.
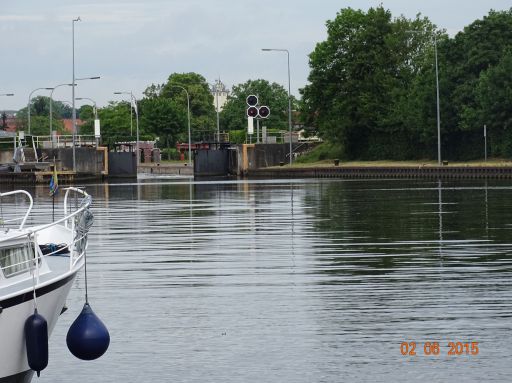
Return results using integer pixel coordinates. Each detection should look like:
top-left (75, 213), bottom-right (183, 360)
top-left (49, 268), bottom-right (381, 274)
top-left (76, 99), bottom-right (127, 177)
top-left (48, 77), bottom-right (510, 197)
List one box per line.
top-left (62, 119), bottom-right (85, 133)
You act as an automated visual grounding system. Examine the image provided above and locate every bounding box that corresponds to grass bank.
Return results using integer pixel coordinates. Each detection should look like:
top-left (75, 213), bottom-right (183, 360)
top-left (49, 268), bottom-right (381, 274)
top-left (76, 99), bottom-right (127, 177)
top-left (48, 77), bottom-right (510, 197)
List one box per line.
top-left (285, 159), bottom-right (512, 168)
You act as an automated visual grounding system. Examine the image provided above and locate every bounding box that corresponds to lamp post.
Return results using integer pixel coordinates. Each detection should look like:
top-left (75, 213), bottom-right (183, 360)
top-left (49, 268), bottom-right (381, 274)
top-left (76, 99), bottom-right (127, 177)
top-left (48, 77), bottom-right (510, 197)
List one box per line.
top-left (72, 16), bottom-right (81, 172)
top-left (51, 77), bottom-right (99, 142)
top-left (28, 87), bottom-right (54, 135)
top-left (114, 91), bottom-right (139, 167)
top-left (75, 97), bottom-right (97, 119)
top-left (434, 34), bottom-right (441, 166)
top-left (261, 48), bottom-right (292, 165)
top-left (50, 83), bottom-right (73, 146)
top-left (170, 85), bottom-right (192, 166)
top-left (407, 30), bottom-right (441, 165)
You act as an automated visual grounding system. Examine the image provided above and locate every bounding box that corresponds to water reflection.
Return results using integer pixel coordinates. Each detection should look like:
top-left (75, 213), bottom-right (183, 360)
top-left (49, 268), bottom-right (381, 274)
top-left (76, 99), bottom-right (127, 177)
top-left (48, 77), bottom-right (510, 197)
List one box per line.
top-left (3, 178), bottom-right (511, 382)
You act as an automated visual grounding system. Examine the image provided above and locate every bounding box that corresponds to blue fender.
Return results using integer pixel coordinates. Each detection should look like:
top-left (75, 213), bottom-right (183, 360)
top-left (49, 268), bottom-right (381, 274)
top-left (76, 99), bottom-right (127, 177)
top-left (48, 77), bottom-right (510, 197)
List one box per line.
top-left (66, 303), bottom-right (110, 360)
top-left (24, 310), bottom-right (48, 377)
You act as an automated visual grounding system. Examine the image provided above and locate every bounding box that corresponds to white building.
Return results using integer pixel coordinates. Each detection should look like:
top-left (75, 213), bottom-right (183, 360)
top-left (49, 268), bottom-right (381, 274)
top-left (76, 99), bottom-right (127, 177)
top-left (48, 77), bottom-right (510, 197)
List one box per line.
top-left (211, 79), bottom-right (229, 112)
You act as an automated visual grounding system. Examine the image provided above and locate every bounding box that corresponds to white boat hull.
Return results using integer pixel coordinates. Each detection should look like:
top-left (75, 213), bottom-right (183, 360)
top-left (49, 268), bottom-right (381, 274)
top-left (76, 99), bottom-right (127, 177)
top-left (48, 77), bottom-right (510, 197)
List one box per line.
top-left (0, 272), bottom-right (78, 381)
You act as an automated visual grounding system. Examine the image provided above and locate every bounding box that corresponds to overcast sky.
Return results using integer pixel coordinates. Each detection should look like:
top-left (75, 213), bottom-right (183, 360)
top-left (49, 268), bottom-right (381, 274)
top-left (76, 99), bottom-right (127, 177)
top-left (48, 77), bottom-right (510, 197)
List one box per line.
top-left (0, 0), bottom-right (510, 110)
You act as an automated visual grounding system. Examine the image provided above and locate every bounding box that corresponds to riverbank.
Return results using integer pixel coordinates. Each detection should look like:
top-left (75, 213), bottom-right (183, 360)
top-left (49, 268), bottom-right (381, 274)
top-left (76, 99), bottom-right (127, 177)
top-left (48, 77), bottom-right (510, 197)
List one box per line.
top-left (249, 160), bottom-right (512, 179)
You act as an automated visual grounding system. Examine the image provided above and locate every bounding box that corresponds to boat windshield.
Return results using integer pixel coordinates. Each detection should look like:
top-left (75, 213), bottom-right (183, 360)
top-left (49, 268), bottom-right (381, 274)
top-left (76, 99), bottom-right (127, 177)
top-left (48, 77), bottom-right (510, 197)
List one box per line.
top-left (0, 243), bottom-right (35, 278)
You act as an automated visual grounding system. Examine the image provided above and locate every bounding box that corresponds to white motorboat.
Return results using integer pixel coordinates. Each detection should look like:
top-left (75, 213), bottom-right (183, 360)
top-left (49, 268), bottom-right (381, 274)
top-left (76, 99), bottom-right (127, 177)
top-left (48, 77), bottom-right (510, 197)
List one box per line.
top-left (0, 188), bottom-right (92, 383)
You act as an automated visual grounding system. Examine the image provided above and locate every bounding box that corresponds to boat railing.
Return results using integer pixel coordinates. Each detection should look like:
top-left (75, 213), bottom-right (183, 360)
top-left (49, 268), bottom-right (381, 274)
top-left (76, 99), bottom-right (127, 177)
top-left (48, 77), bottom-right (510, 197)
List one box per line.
top-left (0, 190), bottom-right (34, 230)
top-left (0, 188), bottom-right (92, 276)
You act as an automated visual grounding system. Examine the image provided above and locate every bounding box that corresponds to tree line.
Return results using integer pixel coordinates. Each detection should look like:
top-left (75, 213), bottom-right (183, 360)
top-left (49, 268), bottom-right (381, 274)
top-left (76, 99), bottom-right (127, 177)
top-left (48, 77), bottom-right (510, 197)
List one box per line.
top-left (301, 6), bottom-right (512, 160)
top-left (10, 6), bottom-right (512, 161)
top-left (14, 73), bottom-right (293, 149)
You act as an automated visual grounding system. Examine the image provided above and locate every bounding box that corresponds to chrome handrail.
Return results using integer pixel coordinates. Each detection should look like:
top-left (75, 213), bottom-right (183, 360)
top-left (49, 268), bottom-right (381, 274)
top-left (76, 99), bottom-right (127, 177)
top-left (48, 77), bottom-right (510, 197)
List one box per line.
top-left (0, 190), bottom-right (33, 230)
top-left (0, 189), bottom-right (92, 279)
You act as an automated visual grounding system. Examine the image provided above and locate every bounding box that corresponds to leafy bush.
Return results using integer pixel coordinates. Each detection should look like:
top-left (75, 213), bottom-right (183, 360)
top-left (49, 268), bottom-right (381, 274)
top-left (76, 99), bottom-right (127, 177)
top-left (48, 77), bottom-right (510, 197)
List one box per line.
top-left (295, 142), bottom-right (344, 163)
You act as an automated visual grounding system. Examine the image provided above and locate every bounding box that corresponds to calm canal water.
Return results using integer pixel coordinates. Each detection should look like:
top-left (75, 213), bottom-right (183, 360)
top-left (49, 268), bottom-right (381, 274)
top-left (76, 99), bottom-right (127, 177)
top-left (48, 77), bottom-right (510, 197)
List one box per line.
top-left (5, 178), bottom-right (512, 382)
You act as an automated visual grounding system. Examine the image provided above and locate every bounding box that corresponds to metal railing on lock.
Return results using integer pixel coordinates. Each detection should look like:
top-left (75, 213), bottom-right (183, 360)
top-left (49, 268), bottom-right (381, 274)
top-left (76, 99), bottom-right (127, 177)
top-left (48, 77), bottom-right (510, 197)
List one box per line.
top-left (32, 134), bottom-right (97, 149)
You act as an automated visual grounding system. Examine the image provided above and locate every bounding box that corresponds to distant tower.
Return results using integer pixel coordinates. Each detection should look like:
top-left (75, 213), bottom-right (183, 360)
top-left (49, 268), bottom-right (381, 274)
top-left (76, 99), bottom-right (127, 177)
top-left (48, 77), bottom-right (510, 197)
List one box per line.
top-left (211, 79), bottom-right (229, 112)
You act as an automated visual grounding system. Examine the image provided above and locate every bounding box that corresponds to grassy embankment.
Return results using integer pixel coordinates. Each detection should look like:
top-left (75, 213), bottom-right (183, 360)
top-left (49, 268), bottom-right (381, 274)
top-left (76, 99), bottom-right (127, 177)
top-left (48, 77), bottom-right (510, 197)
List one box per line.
top-left (291, 142), bottom-right (512, 168)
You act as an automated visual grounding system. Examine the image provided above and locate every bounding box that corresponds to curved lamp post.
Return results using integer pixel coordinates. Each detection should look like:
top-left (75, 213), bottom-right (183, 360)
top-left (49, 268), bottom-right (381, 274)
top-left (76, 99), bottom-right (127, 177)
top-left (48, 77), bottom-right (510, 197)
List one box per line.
top-left (50, 83), bottom-right (73, 146)
top-left (114, 91), bottom-right (139, 167)
top-left (28, 87), bottom-right (54, 135)
top-left (434, 34), bottom-right (441, 166)
top-left (171, 85), bottom-right (192, 166)
top-left (261, 48), bottom-right (292, 165)
top-left (75, 97), bottom-right (97, 119)
top-left (71, 16), bottom-right (81, 172)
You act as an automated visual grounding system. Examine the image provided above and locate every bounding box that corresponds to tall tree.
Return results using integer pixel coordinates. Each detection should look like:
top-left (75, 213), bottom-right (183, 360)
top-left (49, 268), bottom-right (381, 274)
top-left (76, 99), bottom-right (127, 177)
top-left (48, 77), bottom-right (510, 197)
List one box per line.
top-left (15, 96), bottom-right (68, 136)
top-left (95, 101), bottom-right (133, 144)
top-left (453, 9), bottom-right (512, 157)
top-left (160, 73), bottom-right (216, 141)
top-left (140, 97), bottom-right (184, 148)
top-left (301, 6), bottom-right (440, 159)
top-left (473, 48), bottom-right (512, 156)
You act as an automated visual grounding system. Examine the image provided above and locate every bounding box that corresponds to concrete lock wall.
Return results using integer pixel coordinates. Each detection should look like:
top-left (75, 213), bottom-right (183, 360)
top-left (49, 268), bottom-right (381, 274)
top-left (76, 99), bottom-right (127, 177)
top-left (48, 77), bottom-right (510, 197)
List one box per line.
top-left (194, 150), bottom-right (229, 176)
top-left (109, 152), bottom-right (136, 176)
top-left (0, 147), bottom-right (106, 173)
top-left (40, 147), bottom-right (105, 173)
top-left (237, 143), bottom-right (291, 175)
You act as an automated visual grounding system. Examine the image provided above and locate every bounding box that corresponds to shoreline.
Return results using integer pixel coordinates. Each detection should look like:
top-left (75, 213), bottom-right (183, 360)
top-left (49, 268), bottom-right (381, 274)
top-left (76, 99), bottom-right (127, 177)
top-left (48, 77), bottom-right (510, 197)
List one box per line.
top-left (248, 165), bottom-right (512, 179)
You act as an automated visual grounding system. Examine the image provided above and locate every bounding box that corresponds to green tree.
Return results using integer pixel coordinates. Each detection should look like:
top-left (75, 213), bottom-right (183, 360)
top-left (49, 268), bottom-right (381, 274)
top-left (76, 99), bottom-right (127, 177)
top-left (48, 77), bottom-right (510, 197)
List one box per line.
top-left (397, 28), bottom-right (448, 159)
top-left (140, 97), bottom-right (184, 148)
top-left (161, 73), bottom-right (216, 141)
top-left (220, 79), bottom-right (293, 133)
top-left (473, 48), bottom-right (512, 156)
top-left (96, 101), bottom-right (133, 144)
top-left (452, 9), bottom-right (512, 158)
top-left (15, 96), bottom-right (67, 135)
top-left (301, 6), bottom-right (446, 159)
top-left (78, 105), bottom-right (95, 135)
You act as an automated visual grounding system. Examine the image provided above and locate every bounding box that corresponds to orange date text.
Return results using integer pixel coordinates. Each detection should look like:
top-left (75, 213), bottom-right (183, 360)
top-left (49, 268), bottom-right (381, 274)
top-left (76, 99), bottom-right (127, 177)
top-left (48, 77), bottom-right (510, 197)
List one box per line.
top-left (400, 341), bottom-right (479, 356)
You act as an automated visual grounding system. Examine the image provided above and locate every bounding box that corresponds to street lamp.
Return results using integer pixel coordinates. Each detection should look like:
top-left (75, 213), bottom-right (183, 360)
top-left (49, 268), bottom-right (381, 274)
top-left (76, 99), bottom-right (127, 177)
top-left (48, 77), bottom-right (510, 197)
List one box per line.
top-left (114, 91), bottom-right (139, 167)
top-left (75, 97), bottom-right (97, 119)
top-left (28, 87), bottom-right (54, 135)
top-left (50, 78), bottom-right (100, 143)
top-left (50, 83), bottom-right (73, 145)
top-left (261, 48), bottom-right (293, 165)
top-left (407, 30), bottom-right (441, 165)
top-left (171, 85), bottom-right (192, 166)
top-left (434, 34), bottom-right (441, 166)
top-left (72, 16), bottom-right (81, 172)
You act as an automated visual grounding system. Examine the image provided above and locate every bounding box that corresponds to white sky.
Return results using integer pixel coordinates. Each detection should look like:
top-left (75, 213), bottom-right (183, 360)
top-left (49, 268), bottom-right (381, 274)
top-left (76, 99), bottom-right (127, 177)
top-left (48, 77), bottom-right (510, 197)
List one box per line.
top-left (0, 0), bottom-right (510, 110)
